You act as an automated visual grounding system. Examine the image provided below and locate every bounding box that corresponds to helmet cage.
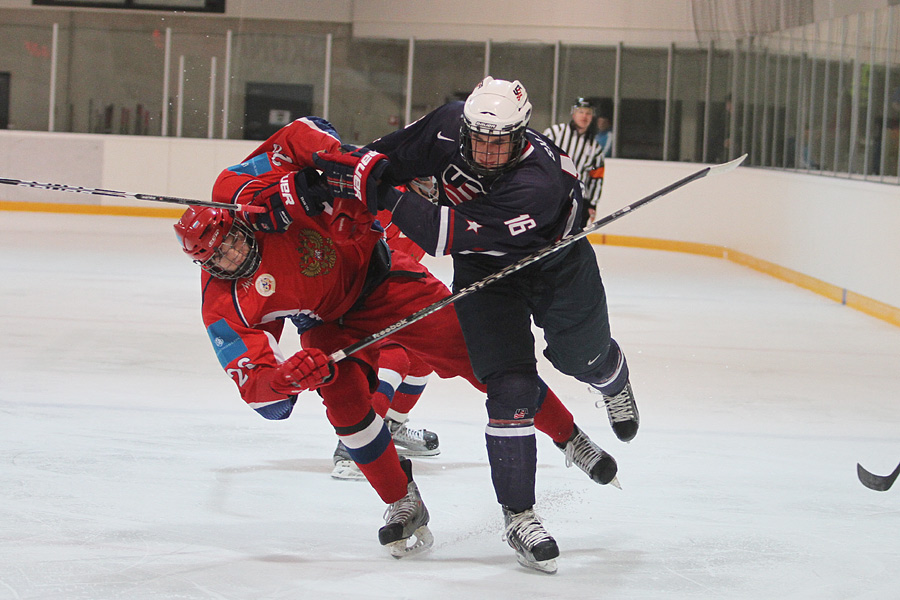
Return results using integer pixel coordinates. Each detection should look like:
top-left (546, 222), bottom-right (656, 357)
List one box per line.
top-left (459, 120), bottom-right (528, 177)
top-left (408, 176), bottom-right (439, 203)
top-left (197, 218), bottom-right (261, 280)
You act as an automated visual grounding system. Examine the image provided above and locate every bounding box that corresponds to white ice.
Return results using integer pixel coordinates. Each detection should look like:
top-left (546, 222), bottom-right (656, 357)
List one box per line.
top-left (1, 211), bottom-right (898, 600)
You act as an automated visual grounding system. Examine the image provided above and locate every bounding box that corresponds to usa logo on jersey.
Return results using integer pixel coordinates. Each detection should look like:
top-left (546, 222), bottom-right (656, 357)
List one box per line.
top-left (441, 163), bottom-right (485, 205)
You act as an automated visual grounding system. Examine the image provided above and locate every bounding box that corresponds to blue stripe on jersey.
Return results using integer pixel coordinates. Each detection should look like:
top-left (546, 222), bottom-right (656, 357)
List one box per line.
top-left (254, 398), bottom-right (296, 420)
top-left (376, 380), bottom-right (396, 400)
top-left (290, 311), bottom-right (323, 334)
top-left (301, 116), bottom-right (341, 141)
top-left (227, 153), bottom-right (273, 177)
top-left (397, 381), bottom-right (427, 396)
top-left (343, 425), bottom-right (392, 465)
top-left (207, 318), bottom-right (249, 367)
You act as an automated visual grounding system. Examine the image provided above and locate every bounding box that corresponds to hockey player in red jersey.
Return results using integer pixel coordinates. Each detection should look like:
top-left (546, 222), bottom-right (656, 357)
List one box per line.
top-left (175, 116), bottom-right (616, 564)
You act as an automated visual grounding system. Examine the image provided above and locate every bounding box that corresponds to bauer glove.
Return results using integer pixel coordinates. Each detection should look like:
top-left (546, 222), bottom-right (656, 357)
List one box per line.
top-left (312, 145), bottom-right (390, 214)
top-left (248, 168), bottom-right (330, 233)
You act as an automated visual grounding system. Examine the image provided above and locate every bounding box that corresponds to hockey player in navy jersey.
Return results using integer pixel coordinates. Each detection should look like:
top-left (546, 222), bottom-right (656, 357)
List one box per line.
top-left (313, 77), bottom-right (639, 573)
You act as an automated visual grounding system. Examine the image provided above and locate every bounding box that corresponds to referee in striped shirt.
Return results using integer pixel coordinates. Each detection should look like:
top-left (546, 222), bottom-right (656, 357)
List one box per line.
top-left (543, 98), bottom-right (606, 227)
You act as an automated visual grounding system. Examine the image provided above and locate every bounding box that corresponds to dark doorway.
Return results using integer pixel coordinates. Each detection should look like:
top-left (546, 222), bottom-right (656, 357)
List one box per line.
top-left (243, 82), bottom-right (313, 141)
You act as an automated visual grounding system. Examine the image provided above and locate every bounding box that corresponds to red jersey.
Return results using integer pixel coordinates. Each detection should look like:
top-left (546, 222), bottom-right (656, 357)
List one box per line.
top-left (213, 116), bottom-right (340, 208)
top-left (378, 206), bottom-right (425, 262)
top-left (202, 117), bottom-right (384, 417)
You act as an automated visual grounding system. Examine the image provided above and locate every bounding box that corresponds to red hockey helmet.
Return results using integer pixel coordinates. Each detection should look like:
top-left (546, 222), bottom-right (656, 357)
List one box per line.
top-left (174, 206), bottom-right (261, 279)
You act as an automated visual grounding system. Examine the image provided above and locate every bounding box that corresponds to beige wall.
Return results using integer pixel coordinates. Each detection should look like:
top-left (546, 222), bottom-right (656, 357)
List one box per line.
top-left (0, 0), bottom-right (353, 21)
top-left (350, 1), bottom-right (699, 45)
top-left (0, 1), bottom-right (892, 46)
top-left (2, 129), bottom-right (898, 312)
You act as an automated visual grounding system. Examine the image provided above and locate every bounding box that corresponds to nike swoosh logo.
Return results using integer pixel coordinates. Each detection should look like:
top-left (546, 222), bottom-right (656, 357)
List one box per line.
top-left (436, 131), bottom-right (453, 142)
top-left (587, 351), bottom-right (604, 366)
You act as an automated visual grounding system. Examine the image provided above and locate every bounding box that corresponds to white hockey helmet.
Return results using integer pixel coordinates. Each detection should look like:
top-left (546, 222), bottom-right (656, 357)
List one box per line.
top-left (460, 76), bottom-right (532, 176)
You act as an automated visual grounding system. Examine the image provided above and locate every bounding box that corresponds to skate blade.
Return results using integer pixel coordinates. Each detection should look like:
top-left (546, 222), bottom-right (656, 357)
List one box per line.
top-left (386, 525), bottom-right (434, 559)
top-left (330, 460), bottom-right (366, 481)
top-left (394, 447), bottom-right (441, 458)
top-left (515, 553), bottom-right (558, 574)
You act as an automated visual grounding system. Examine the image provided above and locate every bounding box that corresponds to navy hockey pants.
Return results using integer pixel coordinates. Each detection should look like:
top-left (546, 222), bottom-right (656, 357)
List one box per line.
top-left (453, 237), bottom-right (614, 386)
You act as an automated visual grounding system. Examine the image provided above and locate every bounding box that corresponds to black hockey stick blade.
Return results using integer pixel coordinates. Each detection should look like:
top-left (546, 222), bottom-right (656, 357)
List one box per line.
top-left (857, 461), bottom-right (900, 491)
top-left (0, 176), bottom-right (263, 213)
top-left (330, 154), bottom-right (747, 362)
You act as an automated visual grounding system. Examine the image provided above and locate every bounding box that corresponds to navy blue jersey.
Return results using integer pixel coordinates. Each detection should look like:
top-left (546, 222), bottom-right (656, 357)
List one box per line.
top-left (369, 102), bottom-right (584, 265)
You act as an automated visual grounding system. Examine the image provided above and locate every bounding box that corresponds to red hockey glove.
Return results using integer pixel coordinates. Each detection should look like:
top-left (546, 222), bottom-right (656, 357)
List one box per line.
top-left (312, 146), bottom-right (389, 214)
top-left (269, 348), bottom-right (336, 394)
top-left (248, 168), bottom-right (329, 233)
top-left (329, 195), bottom-right (374, 245)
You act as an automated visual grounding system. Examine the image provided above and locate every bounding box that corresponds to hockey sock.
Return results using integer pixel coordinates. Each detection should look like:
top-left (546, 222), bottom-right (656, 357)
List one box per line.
top-left (389, 374), bottom-right (429, 415)
top-left (483, 367), bottom-right (541, 511)
top-left (486, 424), bottom-right (537, 512)
top-left (335, 408), bottom-right (408, 503)
top-left (371, 344), bottom-right (409, 417)
top-left (373, 345), bottom-right (431, 417)
top-left (533, 384), bottom-right (576, 445)
top-left (371, 367), bottom-right (401, 417)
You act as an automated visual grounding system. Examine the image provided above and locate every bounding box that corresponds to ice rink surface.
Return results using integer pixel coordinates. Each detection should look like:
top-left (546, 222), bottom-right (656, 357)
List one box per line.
top-left (1, 211), bottom-right (899, 599)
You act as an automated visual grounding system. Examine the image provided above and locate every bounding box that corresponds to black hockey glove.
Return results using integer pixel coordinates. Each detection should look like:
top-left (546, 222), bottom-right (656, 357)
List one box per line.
top-left (248, 167), bottom-right (329, 233)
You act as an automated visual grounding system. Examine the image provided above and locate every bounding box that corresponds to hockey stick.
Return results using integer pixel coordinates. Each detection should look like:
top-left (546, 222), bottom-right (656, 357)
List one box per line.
top-left (0, 176), bottom-right (264, 213)
top-left (330, 154), bottom-right (747, 362)
top-left (857, 460), bottom-right (900, 491)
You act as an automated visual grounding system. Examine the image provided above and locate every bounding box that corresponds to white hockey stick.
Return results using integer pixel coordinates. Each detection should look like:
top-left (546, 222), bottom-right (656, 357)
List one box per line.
top-left (0, 176), bottom-right (264, 213)
top-left (330, 154), bottom-right (747, 362)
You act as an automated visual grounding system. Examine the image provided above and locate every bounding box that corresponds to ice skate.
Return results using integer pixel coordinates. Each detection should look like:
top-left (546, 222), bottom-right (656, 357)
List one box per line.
top-left (502, 506), bottom-right (559, 574)
top-left (378, 459), bottom-right (433, 558)
top-left (386, 418), bottom-right (440, 457)
top-left (592, 380), bottom-right (639, 442)
top-left (330, 440), bottom-right (365, 481)
top-left (555, 425), bottom-right (620, 488)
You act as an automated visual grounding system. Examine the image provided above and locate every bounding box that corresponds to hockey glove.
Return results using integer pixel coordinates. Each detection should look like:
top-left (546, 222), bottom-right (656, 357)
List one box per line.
top-left (312, 146), bottom-right (389, 214)
top-left (248, 168), bottom-right (329, 233)
top-left (269, 348), bottom-right (336, 394)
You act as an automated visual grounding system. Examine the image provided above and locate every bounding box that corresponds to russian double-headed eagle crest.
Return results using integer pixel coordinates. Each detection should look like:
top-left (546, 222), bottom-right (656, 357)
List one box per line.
top-left (296, 229), bottom-right (336, 277)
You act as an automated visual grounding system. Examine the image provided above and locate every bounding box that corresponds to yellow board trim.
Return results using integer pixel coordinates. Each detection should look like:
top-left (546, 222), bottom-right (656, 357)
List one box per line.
top-left (2, 202), bottom-right (898, 328)
top-left (587, 232), bottom-right (900, 328)
top-left (0, 200), bottom-right (184, 219)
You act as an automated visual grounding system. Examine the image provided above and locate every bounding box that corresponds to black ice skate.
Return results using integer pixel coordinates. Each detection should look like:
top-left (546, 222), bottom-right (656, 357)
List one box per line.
top-left (555, 424), bottom-right (620, 488)
top-left (378, 459), bottom-right (434, 558)
top-left (330, 440), bottom-right (365, 481)
top-left (386, 418), bottom-right (440, 457)
top-left (593, 380), bottom-right (640, 442)
top-left (502, 507), bottom-right (559, 574)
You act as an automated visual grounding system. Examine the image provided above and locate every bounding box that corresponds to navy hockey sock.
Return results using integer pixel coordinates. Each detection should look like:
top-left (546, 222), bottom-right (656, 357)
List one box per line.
top-left (486, 425), bottom-right (537, 512)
